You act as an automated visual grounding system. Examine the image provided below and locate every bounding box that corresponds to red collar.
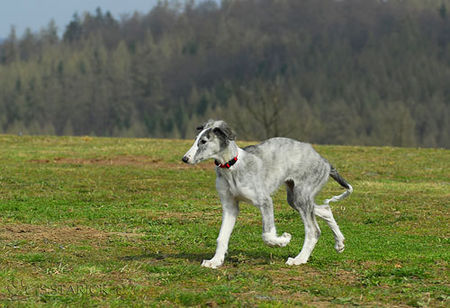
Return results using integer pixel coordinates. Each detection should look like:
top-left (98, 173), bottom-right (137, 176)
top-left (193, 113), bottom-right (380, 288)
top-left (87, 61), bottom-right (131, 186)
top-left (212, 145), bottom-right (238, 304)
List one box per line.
top-left (214, 155), bottom-right (238, 169)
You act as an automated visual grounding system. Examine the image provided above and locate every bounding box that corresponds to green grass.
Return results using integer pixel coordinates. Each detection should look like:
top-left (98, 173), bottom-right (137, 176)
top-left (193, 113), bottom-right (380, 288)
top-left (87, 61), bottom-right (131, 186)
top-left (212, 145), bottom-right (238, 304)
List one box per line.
top-left (0, 134), bottom-right (448, 307)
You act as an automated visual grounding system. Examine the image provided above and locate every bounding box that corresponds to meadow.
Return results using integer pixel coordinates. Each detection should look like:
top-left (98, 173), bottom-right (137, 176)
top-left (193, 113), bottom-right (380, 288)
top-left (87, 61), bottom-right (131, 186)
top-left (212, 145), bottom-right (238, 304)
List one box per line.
top-left (0, 135), bottom-right (448, 306)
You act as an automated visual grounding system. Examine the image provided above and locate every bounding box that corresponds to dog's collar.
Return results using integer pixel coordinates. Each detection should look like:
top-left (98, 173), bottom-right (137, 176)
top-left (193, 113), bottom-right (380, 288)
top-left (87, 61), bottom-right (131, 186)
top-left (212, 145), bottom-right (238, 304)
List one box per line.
top-left (214, 155), bottom-right (238, 169)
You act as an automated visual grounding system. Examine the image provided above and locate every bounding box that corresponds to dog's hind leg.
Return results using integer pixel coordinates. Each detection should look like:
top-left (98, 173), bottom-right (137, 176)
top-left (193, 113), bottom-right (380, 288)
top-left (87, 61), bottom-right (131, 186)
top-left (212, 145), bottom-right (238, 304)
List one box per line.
top-left (202, 196), bottom-right (239, 269)
top-left (314, 204), bottom-right (345, 253)
top-left (286, 187), bottom-right (321, 265)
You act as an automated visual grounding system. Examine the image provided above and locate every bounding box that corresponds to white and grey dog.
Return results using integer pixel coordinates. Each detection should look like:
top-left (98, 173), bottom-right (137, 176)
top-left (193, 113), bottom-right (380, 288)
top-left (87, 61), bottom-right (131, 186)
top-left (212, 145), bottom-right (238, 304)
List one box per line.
top-left (182, 120), bottom-right (353, 268)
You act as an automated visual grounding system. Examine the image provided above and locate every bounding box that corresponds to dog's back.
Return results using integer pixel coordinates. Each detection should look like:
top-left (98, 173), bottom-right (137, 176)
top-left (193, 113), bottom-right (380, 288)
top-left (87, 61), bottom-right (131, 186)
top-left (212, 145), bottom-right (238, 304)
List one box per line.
top-left (243, 137), bottom-right (330, 194)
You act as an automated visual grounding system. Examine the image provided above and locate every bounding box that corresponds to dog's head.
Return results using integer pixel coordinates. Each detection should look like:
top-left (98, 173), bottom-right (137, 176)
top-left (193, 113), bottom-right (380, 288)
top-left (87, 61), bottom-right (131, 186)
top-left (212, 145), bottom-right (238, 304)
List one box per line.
top-left (182, 120), bottom-right (236, 165)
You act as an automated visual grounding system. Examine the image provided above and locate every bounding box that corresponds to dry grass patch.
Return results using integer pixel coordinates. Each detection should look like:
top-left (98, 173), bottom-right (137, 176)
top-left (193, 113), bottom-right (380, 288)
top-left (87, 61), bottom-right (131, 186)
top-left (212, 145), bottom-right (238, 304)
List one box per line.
top-left (0, 223), bottom-right (144, 245)
top-left (29, 155), bottom-right (212, 170)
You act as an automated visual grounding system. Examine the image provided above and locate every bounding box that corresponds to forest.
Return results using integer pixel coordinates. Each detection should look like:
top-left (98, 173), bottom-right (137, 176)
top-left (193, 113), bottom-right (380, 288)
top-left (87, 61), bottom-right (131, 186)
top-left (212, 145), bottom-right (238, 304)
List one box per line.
top-left (0, 0), bottom-right (449, 148)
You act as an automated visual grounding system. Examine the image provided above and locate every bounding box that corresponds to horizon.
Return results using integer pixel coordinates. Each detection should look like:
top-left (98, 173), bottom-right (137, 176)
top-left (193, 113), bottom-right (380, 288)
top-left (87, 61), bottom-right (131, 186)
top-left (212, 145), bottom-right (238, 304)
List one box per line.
top-left (0, 0), bottom-right (164, 39)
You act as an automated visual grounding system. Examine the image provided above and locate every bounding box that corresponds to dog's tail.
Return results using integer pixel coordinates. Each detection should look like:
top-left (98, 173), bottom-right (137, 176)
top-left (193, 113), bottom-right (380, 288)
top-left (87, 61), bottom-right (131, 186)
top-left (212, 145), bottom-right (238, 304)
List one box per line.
top-left (324, 166), bottom-right (353, 205)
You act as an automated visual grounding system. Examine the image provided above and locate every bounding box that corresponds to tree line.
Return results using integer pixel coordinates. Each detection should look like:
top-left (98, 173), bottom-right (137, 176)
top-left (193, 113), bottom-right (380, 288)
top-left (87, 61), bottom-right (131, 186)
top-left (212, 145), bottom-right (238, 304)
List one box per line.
top-left (0, 0), bottom-right (449, 148)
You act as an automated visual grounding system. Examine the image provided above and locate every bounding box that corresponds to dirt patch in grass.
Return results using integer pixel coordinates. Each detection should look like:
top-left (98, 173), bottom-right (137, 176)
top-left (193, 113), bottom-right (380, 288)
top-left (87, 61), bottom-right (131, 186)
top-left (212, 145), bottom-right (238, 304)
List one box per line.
top-left (132, 209), bottom-right (218, 222)
top-left (29, 155), bottom-right (212, 170)
top-left (0, 223), bottom-right (144, 244)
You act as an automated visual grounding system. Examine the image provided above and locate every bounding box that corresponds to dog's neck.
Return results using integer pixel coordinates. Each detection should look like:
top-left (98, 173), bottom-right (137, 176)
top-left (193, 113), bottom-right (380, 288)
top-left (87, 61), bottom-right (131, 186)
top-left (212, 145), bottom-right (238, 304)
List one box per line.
top-left (216, 141), bottom-right (239, 165)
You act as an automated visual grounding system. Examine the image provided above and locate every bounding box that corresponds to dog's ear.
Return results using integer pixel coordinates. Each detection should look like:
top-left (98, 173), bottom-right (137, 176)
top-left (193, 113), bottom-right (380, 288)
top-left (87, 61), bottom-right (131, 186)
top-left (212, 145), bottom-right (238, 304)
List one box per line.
top-left (196, 119), bottom-right (215, 132)
top-left (213, 122), bottom-right (236, 142)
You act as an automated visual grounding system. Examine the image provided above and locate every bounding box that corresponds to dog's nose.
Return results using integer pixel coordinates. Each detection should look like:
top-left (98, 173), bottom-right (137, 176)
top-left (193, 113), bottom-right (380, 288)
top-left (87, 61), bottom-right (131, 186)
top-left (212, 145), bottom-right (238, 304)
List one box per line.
top-left (182, 156), bottom-right (189, 164)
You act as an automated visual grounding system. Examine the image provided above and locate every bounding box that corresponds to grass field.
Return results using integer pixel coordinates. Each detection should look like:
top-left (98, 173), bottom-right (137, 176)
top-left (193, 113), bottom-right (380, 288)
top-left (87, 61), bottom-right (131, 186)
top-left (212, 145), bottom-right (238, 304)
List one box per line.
top-left (0, 135), bottom-right (448, 307)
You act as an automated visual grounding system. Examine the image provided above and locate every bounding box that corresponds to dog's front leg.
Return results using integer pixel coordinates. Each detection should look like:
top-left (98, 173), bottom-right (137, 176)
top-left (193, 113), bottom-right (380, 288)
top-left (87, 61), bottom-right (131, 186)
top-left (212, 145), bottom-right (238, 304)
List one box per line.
top-left (202, 196), bottom-right (239, 269)
top-left (259, 197), bottom-right (292, 247)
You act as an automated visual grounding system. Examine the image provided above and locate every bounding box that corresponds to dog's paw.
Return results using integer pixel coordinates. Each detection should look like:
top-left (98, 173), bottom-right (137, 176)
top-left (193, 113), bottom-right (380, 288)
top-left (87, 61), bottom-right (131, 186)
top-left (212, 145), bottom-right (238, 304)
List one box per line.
top-left (262, 232), bottom-right (292, 247)
top-left (286, 256), bottom-right (307, 266)
top-left (279, 232), bottom-right (292, 247)
top-left (201, 258), bottom-right (223, 269)
top-left (335, 241), bottom-right (345, 253)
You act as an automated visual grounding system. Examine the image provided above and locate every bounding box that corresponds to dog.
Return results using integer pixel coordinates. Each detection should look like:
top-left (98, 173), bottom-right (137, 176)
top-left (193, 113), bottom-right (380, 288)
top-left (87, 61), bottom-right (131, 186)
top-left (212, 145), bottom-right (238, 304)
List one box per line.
top-left (182, 120), bottom-right (353, 268)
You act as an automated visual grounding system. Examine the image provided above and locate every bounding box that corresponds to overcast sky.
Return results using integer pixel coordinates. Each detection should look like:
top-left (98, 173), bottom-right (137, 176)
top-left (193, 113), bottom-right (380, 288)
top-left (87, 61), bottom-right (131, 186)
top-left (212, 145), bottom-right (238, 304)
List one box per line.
top-left (0, 0), bottom-right (162, 39)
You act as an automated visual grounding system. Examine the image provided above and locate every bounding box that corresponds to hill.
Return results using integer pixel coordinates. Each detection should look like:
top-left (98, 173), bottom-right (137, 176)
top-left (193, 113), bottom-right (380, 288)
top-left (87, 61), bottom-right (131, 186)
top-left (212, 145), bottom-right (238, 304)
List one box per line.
top-left (0, 134), bottom-right (448, 306)
top-left (0, 0), bottom-right (449, 147)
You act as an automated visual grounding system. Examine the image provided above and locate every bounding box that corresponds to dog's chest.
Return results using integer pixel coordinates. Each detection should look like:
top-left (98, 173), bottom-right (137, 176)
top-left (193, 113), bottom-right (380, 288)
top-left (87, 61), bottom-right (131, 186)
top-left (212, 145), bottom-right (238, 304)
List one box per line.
top-left (217, 171), bottom-right (260, 203)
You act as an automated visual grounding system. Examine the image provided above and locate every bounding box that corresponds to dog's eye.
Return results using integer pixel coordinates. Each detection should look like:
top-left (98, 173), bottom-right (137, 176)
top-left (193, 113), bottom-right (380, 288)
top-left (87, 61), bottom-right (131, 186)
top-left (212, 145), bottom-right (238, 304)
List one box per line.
top-left (200, 139), bottom-right (207, 145)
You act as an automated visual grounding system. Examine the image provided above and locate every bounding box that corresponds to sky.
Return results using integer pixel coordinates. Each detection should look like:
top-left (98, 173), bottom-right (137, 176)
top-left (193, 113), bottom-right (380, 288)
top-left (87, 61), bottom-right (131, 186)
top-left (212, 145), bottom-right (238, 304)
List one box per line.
top-left (0, 0), bottom-right (162, 39)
